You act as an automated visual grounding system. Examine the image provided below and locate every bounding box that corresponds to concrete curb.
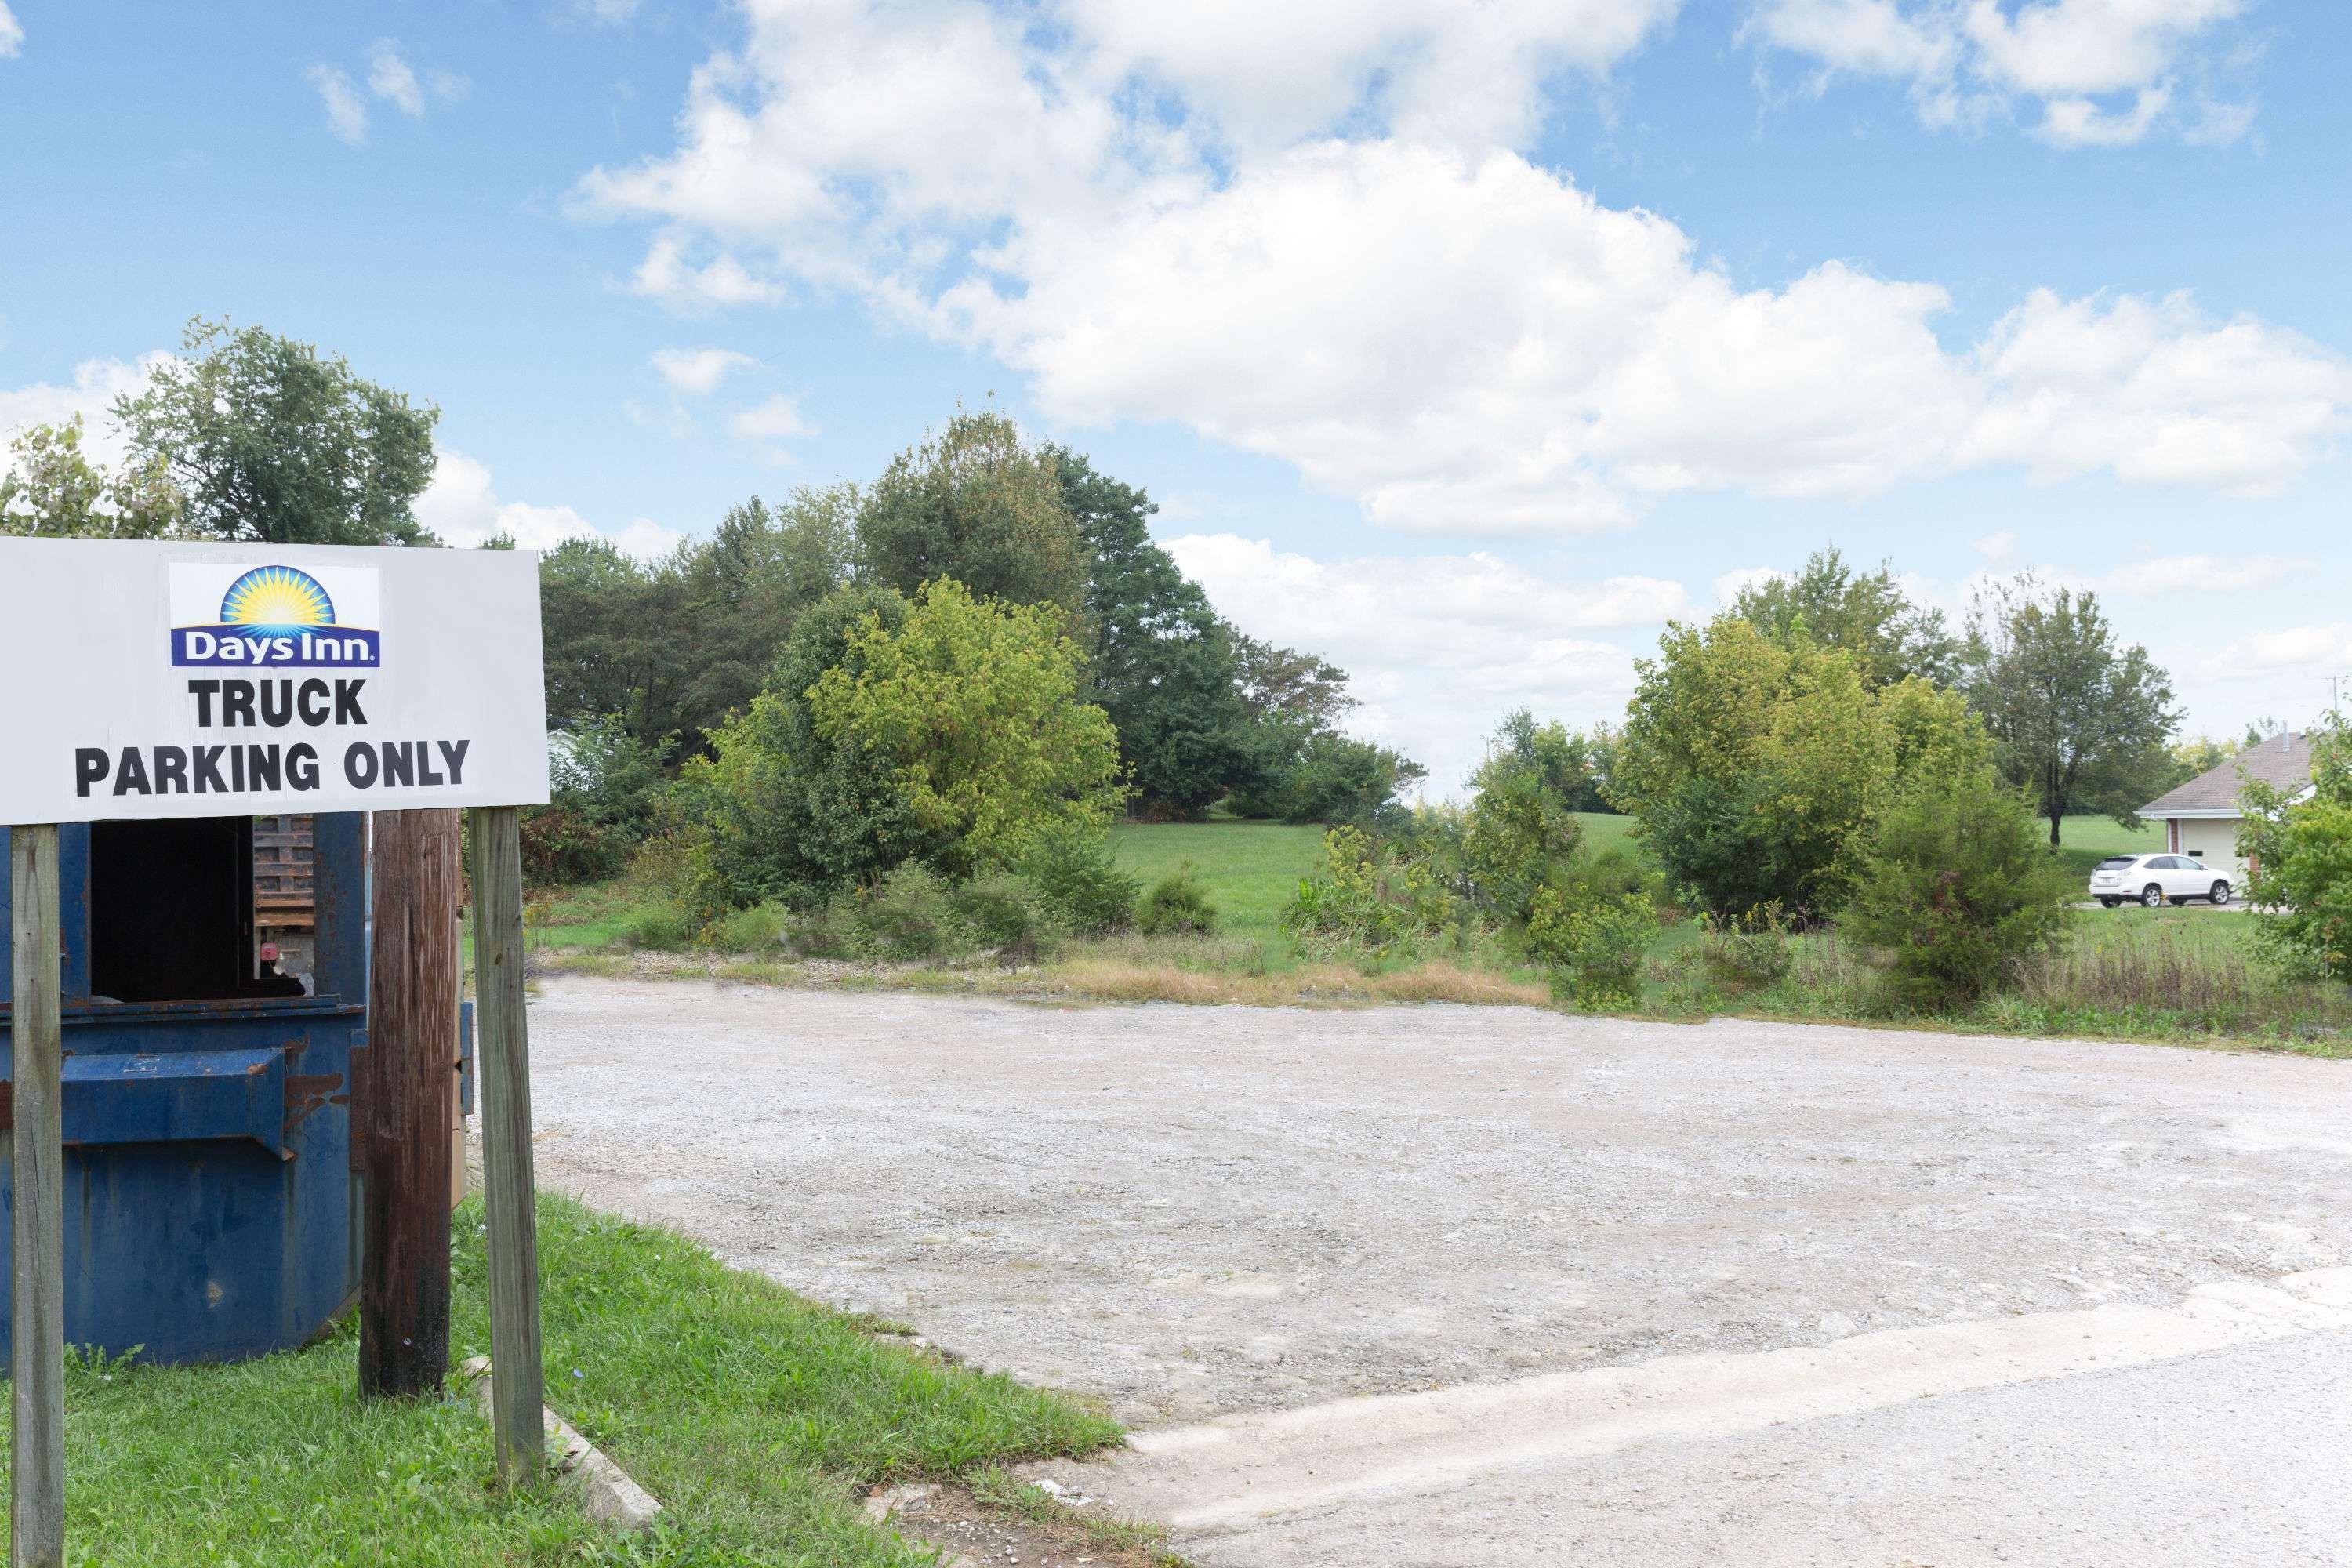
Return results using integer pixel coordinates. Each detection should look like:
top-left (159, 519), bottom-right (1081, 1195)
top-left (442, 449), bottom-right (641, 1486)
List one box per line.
top-left (459, 1356), bottom-right (664, 1533)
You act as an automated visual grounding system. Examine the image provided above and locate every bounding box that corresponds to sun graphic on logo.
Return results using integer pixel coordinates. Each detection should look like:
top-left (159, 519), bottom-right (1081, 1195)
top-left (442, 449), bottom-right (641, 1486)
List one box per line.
top-left (220, 567), bottom-right (337, 637)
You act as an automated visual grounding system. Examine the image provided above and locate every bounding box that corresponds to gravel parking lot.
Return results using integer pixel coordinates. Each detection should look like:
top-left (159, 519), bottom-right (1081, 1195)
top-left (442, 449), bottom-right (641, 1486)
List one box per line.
top-left (522, 978), bottom-right (2352, 1563)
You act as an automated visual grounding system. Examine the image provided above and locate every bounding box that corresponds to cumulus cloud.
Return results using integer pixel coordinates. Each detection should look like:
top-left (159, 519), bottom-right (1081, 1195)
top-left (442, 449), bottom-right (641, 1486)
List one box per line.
top-left (574, 1), bottom-right (2344, 538)
top-left (1166, 532), bottom-right (1679, 789)
top-left (2201, 623), bottom-right (2352, 682)
top-left (0, 2), bottom-right (24, 59)
top-left (727, 394), bottom-right (814, 460)
top-left (0, 354), bottom-right (170, 468)
top-left (2104, 554), bottom-right (2308, 595)
top-left (1973, 529), bottom-right (2018, 561)
top-left (1745, 0), bottom-right (2257, 147)
top-left (650, 347), bottom-right (755, 396)
top-left (415, 450), bottom-right (680, 558)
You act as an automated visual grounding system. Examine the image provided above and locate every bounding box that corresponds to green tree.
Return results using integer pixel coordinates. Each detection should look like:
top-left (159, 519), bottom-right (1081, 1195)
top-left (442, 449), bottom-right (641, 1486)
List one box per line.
top-left (538, 486), bottom-right (852, 758)
top-left (855, 408), bottom-right (1089, 622)
top-left (113, 317), bottom-right (439, 545)
top-left (1843, 767), bottom-right (2075, 1008)
top-left (1276, 731), bottom-right (1426, 829)
top-left (1731, 546), bottom-right (1959, 688)
top-left (1616, 616), bottom-right (1896, 917)
top-left (684, 583), bottom-right (931, 899)
top-left (1962, 573), bottom-right (2181, 848)
top-left (1, 416), bottom-right (187, 539)
top-left (2240, 717), bottom-right (2352, 984)
top-left (2165, 733), bottom-right (2242, 789)
top-left (1227, 626), bottom-right (1357, 728)
top-left (1050, 446), bottom-right (1250, 819)
top-left (1475, 708), bottom-right (1620, 815)
top-left (808, 579), bottom-right (1125, 879)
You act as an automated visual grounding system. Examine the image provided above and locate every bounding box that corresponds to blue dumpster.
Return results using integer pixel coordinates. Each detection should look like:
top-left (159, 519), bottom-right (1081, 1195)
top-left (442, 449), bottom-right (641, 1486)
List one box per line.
top-left (0, 813), bottom-right (372, 1363)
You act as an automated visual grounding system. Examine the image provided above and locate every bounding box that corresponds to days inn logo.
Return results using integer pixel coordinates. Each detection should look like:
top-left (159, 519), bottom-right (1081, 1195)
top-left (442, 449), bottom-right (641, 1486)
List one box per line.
top-left (169, 562), bottom-right (383, 668)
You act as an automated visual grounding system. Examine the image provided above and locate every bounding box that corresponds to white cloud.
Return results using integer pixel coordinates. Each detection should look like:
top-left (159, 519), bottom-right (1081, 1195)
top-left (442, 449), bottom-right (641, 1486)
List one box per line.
top-left (0, 2), bottom-right (24, 59)
top-left (2201, 623), bottom-right (2352, 681)
top-left (0, 354), bottom-right (169, 469)
top-left (368, 39), bottom-right (427, 117)
top-left (1746, 0), bottom-right (2256, 147)
top-left (306, 64), bottom-right (371, 145)
top-left (2105, 554), bottom-right (2308, 596)
top-left (728, 394), bottom-right (813, 459)
top-left (1712, 567), bottom-right (1788, 607)
top-left (1167, 532), bottom-right (1678, 788)
top-left (650, 347), bottom-right (755, 396)
top-left (1973, 529), bottom-right (2018, 561)
top-left (308, 42), bottom-right (465, 143)
top-left (577, 2), bottom-right (2347, 538)
top-left (630, 238), bottom-right (786, 310)
top-left (414, 450), bottom-right (681, 558)
top-left (577, 0), bottom-right (644, 23)
top-left (1960, 290), bottom-right (2349, 495)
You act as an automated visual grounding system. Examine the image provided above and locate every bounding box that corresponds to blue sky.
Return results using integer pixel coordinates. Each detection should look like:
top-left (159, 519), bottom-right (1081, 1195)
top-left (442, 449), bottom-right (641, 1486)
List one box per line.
top-left (4, 0), bottom-right (2347, 790)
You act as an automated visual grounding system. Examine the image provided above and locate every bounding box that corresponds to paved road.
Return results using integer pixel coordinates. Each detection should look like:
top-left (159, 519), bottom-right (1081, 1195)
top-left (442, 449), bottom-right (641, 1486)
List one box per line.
top-left (523, 978), bottom-right (2352, 1566)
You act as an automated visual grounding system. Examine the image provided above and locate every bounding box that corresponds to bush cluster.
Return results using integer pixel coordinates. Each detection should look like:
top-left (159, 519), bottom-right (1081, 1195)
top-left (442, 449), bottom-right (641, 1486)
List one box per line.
top-left (620, 828), bottom-right (1189, 967)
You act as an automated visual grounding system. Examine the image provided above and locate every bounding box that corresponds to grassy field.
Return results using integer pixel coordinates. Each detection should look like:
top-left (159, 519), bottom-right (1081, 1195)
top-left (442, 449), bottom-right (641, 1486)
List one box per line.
top-left (11, 1193), bottom-right (1133, 1566)
top-left (523, 810), bottom-right (2341, 1054)
top-left (1109, 815), bottom-right (1643, 938)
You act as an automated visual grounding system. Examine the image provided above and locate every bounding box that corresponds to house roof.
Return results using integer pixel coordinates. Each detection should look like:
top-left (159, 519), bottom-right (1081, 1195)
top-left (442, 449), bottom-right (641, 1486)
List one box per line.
top-left (2139, 732), bottom-right (2316, 816)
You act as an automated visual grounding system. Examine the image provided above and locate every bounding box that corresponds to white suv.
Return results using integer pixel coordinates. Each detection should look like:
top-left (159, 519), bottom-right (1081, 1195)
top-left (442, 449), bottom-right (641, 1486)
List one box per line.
top-left (2089, 853), bottom-right (2231, 909)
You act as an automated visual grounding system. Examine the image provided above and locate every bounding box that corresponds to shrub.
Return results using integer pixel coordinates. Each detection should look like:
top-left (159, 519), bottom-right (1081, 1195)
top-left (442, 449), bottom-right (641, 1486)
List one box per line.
top-left (518, 804), bottom-right (633, 886)
top-left (855, 863), bottom-right (965, 960)
top-left (703, 901), bottom-right (789, 953)
top-left (2241, 720), bottom-right (2352, 985)
top-left (1018, 824), bottom-right (1139, 935)
top-left (616, 904), bottom-right (694, 952)
top-left (1525, 884), bottom-right (1659, 1009)
top-left (1841, 768), bottom-right (2074, 1008)
top-left (1136, 864), bottom-right (1219, 937)
top-left (784, 898), bottom-right (868, 961)
top-left (951, 873), bottom-right (1061, 962)
top-left (1281, 826), bottom-right (1461, 953)
top-left (1704, 904), bottom-right (1796, 985)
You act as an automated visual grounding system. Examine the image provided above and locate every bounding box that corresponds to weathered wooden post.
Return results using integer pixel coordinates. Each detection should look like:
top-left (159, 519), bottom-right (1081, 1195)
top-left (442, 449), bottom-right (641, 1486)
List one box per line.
top-left (9, 823), bottom-right (65, 1568)
top-left (358, 808), bottom-right (463, 1400)
top-left (470, 804), bottom-right (546, 1485)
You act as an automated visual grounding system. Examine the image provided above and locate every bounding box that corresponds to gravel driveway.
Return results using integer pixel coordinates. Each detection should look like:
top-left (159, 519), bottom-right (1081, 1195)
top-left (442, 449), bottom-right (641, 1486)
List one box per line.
top-left (521, 978), bottom-right (2352, 1563)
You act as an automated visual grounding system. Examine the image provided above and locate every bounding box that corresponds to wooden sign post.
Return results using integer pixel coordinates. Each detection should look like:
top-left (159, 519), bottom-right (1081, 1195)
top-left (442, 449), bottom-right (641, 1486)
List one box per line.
top-left (358, 808), bottom-right (463, 1402)
top-left (9, 824), bottom-right (65, 1568)
top-left (470, 805), bottom-right (546, 1484)
top-left (0, 539), bottom-right (558, 1549)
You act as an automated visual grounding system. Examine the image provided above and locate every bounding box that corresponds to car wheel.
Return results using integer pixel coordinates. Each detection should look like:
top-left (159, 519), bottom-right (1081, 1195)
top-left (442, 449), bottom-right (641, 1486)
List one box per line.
top-left (2100, 898), bottom-right (2122, 909)
top-left (2210, 881), bottom-right (2231, 906)
top-left (2141, 884), bottom-right (2165, 908)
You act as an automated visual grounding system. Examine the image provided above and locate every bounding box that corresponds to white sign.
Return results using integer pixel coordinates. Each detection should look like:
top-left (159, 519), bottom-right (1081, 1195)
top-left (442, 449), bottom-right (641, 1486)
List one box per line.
top-left (0, 539), bottom-right (550, 822)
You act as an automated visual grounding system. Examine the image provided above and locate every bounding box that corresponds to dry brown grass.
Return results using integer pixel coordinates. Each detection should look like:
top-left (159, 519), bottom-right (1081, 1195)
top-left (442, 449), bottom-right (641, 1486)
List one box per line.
top-left (1022, 955), bottom-right (1550, 1007)
top-left (537, 940), bottom-right (1555, 1009)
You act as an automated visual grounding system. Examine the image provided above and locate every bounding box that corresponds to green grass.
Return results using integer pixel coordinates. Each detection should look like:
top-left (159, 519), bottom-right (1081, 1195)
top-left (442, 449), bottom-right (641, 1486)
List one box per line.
top-left (2045, 813), bottom-right (2165, 876)
top-left (1109, 821), bottom-right (1327, 938)
top-left (13, 1192), bottom-right (1122, 1565)
top-left (1639, 906), bottom-right (2351, 1057)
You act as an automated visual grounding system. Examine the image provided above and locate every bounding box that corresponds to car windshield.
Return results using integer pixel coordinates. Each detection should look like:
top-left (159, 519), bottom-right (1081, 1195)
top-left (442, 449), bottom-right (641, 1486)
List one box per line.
top-left (2095, 857), bottom-right (2138, 869)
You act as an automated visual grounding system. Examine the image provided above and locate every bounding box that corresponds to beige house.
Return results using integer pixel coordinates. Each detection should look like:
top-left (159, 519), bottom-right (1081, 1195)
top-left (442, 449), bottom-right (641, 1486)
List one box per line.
top-left (2136, 731), bottom-right (2317, 884)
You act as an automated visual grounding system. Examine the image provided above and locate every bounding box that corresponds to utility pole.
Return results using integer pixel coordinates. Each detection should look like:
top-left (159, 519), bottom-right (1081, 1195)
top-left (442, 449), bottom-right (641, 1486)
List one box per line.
top-left (358, 809), bottom-right (462, 1400)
